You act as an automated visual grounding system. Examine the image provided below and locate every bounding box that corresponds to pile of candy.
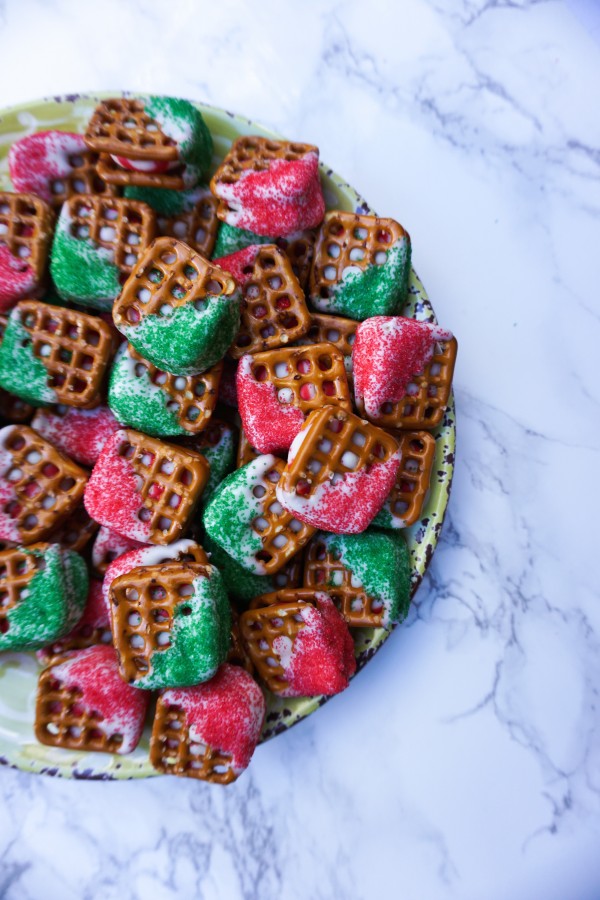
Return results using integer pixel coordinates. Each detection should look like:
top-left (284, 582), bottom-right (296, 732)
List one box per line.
top-left (0, 96), bottom-right (457, 784)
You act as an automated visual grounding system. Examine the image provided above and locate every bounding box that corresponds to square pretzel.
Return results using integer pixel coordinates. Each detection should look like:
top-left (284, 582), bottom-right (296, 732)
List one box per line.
top-left (117, 343), bottom-right (222, 434)
top-left (355, 337), bottom-right (458, 430)
top-left (109, 561), bottom-right (209, 684)
top-left (375, 431), bottom-right (436, 527)
top-left (46, 149), bottom-right (119, 210)
top-left (277, 407), bottom-right (400, 506)
top-left (63, 194), bottom-right (156, 278)
top-left (0, 426), bottom-right (87, 544)
top-left (275, 229), bottom-right (316, 291)
top-left (10, 301), bottom-right (115, 408)
top-left (239, 600), bottom-right (310, 694)
top-left (114, 429), bottom-right (208, 544)
top-left (113, 237), bottom-right (237, 330)
top-left (85, 98), bottom-right (179, 161)
top-left (210, 136), bottom-right (319, 221)
top-left (150, 694), bottom-right (237, 783)
top-left (155, 189), bottom-right (219, 258)
top-left (243, 342), bottom-right (351, 418)
top-left (0, 191), bottom-right (54, 285)
top-left (228, 245), bottom-right (311, 357)
top-left (0, 542), bottom-right (49, 632)
top-left (302, 541), bottom-right (385, 628)
top-left (309, 210), bottom-right (408, 305)
top-left (295, 312), bottom-right (357, 384)
top-left (97, 154), bottom-right (186, 190)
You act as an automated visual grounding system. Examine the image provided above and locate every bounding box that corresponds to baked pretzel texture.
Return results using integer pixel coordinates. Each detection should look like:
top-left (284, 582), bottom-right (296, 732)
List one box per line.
top-left (85, 98), bottom-right (178, 161)
top-left (12, 301), bottom-right (114, 408)
top-left (64, 194), bottom-right (156, 278)
top-left (109, 559), bottom-right (209, 684)
top-left (113, 236), bottom-right (237, 329)
top-left (355, 337), bottom-right (458, 430)
top-left (0, 190), bottom-right (54, 283)
top-left (228, 245), bottom-right (311, 357)
top-left (309, 210), bottom-right (408, 304)
top-left (150, 694), bottom-right (237, 783)
top-left (0, 425), bottom-right (88, 544)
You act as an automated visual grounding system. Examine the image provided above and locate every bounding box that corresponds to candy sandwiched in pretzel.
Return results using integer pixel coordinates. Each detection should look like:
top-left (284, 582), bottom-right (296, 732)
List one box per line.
top-left (125, 185), bottom-right (219, 258)
top-left (9, 130), bottom-right (118, 209)
top-left (213, 244), bottom-right (310, 358)
top-left (85, 96), bottom-right (213, 190)
top-left (303, 530), bottom-right (411, 629)
top-left (0, 542), bottom-right (88, 651)
top-left (150, 664), bottom-right (265, 782)
top-left (112, 237), bottom-right (240, 376)
top-left (108, 561), bottom-right (230, 689)
top-left (31, 405), bottom-right (120, 468)
top-left (276, 407), bottom-right (401, 534)
top-left (236, 343), bottom-right (351, 454)
top-left (0, 191), bottom-right (54, 312)
top-left (51, 195), bottom-right (156, 311)
top-left (203, 454), bottom-right (314, 576)
top-left (353, 316), bottom-right (457, 430)
top-left (84, 428), bottom-right (209, 545)
top-left (309, 211), bottom-right (411, 320)
top-left (35, 644), bottom-right (149, 754)
top-left (210, 136), bottom-right (325, 236)
top-left (239, 590), bottom-right (355, 697)
top-left (108, 342), bottom-right (222, 437)
top-left (0, 301), bottom-right (115, 409)
top-left (0, 425), bottom-right (88, 545)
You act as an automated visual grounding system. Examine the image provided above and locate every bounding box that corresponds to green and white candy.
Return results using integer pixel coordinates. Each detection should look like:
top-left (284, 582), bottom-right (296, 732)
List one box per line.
top-left (0, 544), bottom-right (89, 652)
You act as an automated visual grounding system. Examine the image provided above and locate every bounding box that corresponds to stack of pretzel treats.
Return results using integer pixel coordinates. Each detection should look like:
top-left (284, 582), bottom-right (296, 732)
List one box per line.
top-left (0, 96), bottom-right (457, 783)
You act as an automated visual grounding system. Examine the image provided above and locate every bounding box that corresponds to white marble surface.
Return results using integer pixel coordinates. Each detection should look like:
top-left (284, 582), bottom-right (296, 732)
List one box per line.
top-left (0, 0), bottom-right (599, 897)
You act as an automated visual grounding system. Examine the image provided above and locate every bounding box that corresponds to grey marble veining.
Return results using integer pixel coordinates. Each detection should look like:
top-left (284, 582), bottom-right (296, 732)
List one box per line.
top-left (0, 0), bottom-right (599, 897)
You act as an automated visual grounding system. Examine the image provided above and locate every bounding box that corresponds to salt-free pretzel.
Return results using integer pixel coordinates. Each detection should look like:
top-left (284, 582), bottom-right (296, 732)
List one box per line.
top-left (97, 154), bottom-right (186, 191)
top-left (355, 337), bottom-right (458, 430)
top-left (85, 98), bottom-right (179, 161)
top-left (35, 664), bottom-right (128, 753)
top-left (0, 542), bottom-right (50, 635)
top-left (309, 210), bottom-right (408, 304)
top-left (150, 693), bottom-right (237, 783)
top-left (276, 230), bottom-right (316, 291)
top-left (210, 136), bottom-right (319, 218)
top-left (120, 343), bottom-right (222, 434)
top-left (302, 541), bottom-right (385, 628)
top-left (241, 342), bottom-right (352, 418)
top-left (277, 407), bottom-right (400, 512)
top-left (156, 189), bottom-right (219, 258)
top-left (238, 456), bottom-right (314, 575)
top-left (0, 191), bottom-right (54, 284)
top-left (99, 429), bottom-right (209, 545)
top-left (0, 426), bottom-right (88, 544)
top-left (239, 599), bottom-right (311, 694)
top-left (12, 301), bottom-right (115, 408)
top-left (63, 194), bottom-right (156, 280)
top-left (377, 431), bottom-right (436, 526)
top-left (296, 313), bottom-right (357, 384)
top-left (229, 245), bottom-right (311, 357)
top-left (109, 561), bottom-right (210, 684)
top-left (113, 237), bottom-right (237, 331)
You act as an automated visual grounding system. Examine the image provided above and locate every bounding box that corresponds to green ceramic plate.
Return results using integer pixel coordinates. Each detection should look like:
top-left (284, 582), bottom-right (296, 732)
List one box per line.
top-left (0, 93), bottom-right (456, 779)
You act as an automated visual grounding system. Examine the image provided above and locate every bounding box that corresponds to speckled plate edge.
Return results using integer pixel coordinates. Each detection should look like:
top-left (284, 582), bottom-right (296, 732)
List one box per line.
top-left (0, 92), bottom-right (455, 779)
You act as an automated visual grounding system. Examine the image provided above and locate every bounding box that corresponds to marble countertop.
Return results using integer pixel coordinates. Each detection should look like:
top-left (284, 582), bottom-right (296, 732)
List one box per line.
top-left (0, 0), bottom-right (599, 897)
